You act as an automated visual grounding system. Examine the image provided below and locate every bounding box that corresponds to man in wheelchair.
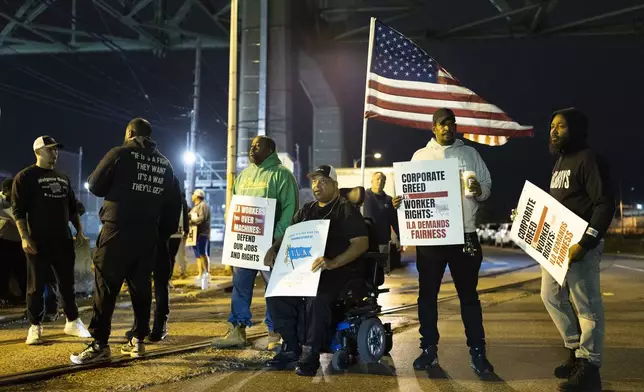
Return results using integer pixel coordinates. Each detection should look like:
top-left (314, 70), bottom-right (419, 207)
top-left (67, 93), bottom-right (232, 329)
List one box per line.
top-left (263, 165), bottom-right (369, 376)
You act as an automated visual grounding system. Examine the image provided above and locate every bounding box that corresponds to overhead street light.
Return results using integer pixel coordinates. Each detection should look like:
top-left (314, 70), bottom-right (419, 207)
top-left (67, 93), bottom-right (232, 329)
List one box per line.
top-left (353, 152), bottom-right (383, 168)
top-left (183, 151), bottom-right (197, 165)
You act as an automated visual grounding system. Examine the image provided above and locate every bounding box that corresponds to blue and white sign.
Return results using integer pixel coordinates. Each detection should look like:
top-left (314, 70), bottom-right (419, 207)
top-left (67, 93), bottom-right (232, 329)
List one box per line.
top-left (265, 220), bottom-right (330, 297)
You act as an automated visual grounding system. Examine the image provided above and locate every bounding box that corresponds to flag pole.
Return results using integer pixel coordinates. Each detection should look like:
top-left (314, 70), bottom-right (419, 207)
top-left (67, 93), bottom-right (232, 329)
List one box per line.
top-left (360, 17), bottom-right (377, 188)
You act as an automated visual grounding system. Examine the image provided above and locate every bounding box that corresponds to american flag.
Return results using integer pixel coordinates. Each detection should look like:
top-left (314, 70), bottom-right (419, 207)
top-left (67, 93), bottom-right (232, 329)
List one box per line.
top-left (364, 20), bottom-right (533, 146)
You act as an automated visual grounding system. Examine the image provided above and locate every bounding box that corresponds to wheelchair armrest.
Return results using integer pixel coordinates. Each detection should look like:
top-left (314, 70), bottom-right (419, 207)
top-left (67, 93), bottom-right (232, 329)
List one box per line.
top-left (364, 252), bottom-right (388, 263)
top-left (364, 251), bottom-right (391, 276)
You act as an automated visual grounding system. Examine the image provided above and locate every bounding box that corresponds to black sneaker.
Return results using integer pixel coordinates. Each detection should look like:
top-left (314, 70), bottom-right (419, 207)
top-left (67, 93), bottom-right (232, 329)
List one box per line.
top-left (147, 323), bottom-right (169, 343)
top-left (554, 349), bottom-right (579, 379)
top-left (70, 341), bottom-right (111, 364)
top-left (295, 345), bottom-right (320, 377)
top-left (413, 345), bottom-right (439, 370)
top-left (469, 346), bottom-right (494, 376)
top-left (264, 343), bottom-right (300, 371)
top-left (559, 358), bottom-right (602, 392)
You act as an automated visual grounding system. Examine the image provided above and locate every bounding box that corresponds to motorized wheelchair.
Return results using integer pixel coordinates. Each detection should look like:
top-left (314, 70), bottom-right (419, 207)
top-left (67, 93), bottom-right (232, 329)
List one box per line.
top-left (321, 187), bottom-right (393, 371)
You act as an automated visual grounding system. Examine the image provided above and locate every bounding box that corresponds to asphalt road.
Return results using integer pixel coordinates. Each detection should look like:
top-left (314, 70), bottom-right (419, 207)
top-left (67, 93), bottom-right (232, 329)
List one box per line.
top-left (3, 248), bottom-right (644, 391)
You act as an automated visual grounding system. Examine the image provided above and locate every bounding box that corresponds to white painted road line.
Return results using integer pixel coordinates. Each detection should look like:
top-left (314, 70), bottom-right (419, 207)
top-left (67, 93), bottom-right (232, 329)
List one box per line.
top-left (615, 264), bottom-right (644, 273)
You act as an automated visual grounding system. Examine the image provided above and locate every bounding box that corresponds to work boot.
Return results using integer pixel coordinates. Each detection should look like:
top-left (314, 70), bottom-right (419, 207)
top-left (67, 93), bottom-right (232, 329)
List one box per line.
top-left (559, 358), bottom-right (602, 392)
top-left (554, 349), bottom-right (579, 379)
top-left (264, 342), bottom-right (300, 371)
top-left (413, 345), bottom-right (438, 370)
top-left (266, 330), bottom-right (282, 352)
top-left (70, 341), bottom-right (111, 364)
top-left (469, 346), bottom-right (494, 376)
top-left (211, 323), bottom-right (247, 349)
top-left (295, 345), bottom-right (320, 377)
top-left (121, 337), bottom-right (145, 358)
top-left (148, 322), bottom-right (169, 343)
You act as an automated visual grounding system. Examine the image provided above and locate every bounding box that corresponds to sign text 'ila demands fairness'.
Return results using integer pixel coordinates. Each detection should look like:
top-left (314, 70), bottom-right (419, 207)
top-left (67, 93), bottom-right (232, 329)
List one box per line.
top-left (222, 195), bottom-right (276, 272)
top-left (510, 181), bottom-right (588, 286)
top-left (394, 159), bottom-right (464, 246)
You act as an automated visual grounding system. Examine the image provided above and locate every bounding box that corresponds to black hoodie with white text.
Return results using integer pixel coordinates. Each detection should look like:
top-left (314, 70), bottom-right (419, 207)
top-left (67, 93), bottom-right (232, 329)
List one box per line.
top-left (88, 136), bottom-right (176, 228)
top-left (549, 108), bottom-right (615, 250)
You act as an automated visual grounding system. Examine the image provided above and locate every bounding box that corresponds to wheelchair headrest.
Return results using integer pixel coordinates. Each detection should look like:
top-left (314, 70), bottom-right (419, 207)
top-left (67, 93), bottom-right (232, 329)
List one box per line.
top-left (340, 186), bottom-right (366, 208)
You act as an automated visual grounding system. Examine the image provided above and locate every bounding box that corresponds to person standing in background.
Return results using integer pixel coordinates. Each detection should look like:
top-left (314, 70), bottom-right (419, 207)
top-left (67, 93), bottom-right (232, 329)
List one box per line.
top-left (189, 189), bottom-right (211, 282)
top-left (363, 172), bottom-right (400, 254)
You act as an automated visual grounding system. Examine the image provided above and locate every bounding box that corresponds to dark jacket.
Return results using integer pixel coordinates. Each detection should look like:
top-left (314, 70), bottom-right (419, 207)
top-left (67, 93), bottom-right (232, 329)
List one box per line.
top-left (549, 108), bottom-right (615, 250)
top-left (363, 189), bottom-right (400, 245)
top-left (88, 137), bottom-right (175, 229)
top-left (158, 176), bottom-right (182, 240)
top-left (181, 198), bottom-right (190, 235)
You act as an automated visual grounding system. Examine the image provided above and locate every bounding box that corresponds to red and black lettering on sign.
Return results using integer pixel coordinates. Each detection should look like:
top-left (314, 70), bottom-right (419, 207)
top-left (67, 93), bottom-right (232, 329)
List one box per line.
top-left (232, 204), bottom-right (265, 236)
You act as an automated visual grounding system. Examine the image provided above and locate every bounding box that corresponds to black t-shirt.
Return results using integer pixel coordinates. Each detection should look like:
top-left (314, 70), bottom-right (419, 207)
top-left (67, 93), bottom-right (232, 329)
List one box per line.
top-left (292, 197), bottom-right (368, 276)
top-left (11, 165), bottom-right (78, 241)
top-left (363, 189), bottom-right (400, 245)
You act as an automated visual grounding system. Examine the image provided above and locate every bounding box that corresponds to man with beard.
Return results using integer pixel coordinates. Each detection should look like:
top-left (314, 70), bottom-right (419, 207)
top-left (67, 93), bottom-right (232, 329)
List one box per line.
top-left (70, 118), bottom-right (177, 364)
top-left (211, 136), bottom-right (298, 351)
top-left (543, 108), bottom-right (614, 392)
top-left (12, 136), bottom-right (91, 345)
top-left (392, 108), bottom-right (494, 376)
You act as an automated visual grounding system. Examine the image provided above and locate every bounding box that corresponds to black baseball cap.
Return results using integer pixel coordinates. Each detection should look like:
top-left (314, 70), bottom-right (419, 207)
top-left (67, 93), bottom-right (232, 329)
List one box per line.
top-left (433, 108), bottom-right (456, 125)
top-left (307, 165), bottom-right (338, 182)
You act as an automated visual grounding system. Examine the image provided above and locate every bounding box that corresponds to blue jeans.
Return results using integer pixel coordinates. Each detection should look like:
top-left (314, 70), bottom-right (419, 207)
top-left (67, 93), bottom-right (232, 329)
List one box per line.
top-left (541, 241), bottom-right (605, 366)
top-left (228, 267), bottom-right (273, 332)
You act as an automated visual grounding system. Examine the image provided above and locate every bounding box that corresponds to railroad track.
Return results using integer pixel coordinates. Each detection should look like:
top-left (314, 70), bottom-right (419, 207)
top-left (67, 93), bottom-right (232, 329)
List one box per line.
top-left (0, 262), bottom-right (546, 388)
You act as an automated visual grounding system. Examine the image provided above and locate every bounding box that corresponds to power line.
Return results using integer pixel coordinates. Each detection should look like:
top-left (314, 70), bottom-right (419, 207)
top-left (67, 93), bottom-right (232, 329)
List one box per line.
top-left (0, 84), bottom-right (130, 125)
top-left (90, 0), bottom-right (168, 127)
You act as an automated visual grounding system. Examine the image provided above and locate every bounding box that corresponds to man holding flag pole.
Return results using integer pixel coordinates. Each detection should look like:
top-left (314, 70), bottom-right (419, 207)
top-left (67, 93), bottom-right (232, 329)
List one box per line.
top-left (360, 18), bottom-right (532, 376)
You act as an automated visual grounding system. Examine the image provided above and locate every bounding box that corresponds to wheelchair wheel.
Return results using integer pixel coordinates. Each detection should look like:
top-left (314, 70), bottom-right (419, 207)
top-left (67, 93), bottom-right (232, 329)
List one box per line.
top-left (357, 318), bottom-right (386, 363)
top-left (331, 349), bottom-right (350, 371)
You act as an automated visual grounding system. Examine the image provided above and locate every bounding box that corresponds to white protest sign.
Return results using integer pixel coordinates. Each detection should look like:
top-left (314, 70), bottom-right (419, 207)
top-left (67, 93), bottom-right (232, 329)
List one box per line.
top-left (185, 226), bottom-right (197, 247)
top-left (510, 181), bottom-right (588, 286)
top-left (393, 158), bottom-right (464, 246)
top-left (265, 220), bottom-right (330, 297)
top-left (222, 195), bottom-right (277, 271)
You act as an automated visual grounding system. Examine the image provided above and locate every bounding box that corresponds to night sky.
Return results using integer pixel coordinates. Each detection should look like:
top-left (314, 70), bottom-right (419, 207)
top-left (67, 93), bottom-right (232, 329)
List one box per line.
top-left (1, 6), bottom-right (643, 222)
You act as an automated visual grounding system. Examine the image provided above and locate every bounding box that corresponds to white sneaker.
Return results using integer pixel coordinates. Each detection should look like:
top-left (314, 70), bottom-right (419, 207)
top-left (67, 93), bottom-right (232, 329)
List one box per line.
top-left (26, 324), bottom-right (43, 345)
top-left (64, 318), bottom-right (92, 338)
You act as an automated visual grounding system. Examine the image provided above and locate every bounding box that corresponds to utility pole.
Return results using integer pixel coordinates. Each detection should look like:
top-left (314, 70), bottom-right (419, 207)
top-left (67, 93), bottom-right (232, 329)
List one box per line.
top-left (186, 37), bottom-right (202, 199)
top-left (257, 0), bottom-right (268, 137)
top-left (225, 0), bottom-right (239, 210)
top-left (620, 179), bottom-right (625, 235)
